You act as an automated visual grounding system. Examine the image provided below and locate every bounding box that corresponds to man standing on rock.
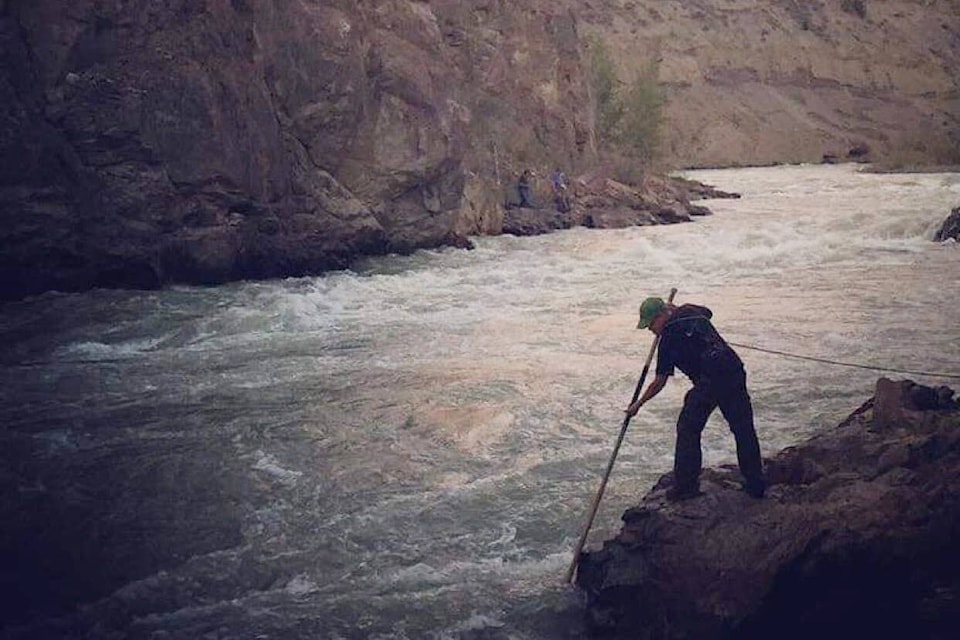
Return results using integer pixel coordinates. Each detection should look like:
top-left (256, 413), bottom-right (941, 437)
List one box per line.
top-left (550, 167), bottom-right (570, 212)
top-left (518, 169), bottom-right (534, 208)
top-left (626, 297), bottom-right (766, 500)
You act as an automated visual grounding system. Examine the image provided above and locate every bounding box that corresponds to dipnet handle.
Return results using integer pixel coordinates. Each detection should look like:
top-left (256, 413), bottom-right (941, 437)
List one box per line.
top-left (564, 287), bottom-right (677, 584)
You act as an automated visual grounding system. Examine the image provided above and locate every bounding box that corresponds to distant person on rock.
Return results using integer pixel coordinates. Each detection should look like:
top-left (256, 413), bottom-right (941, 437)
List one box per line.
top-left (518, 169), bottom-right (534, 208)
top-left (626, 297), bottom-right (766, 501)
top-left (550, 167), bottom-right (570, 213)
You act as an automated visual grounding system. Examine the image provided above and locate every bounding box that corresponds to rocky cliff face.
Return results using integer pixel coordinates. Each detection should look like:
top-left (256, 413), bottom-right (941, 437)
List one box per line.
top-left (1, 0), bottom-right (957, 298)
top-left (1, 1), bottom-right (600, 298)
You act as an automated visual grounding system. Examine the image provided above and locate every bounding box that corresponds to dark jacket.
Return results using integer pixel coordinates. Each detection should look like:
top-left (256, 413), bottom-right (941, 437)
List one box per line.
top-left (655, 304), bottom-right (742, 384)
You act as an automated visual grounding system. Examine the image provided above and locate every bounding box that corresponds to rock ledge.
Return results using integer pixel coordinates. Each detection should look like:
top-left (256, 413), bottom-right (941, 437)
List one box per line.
top-left (576, 378), bottom-right (960, 639)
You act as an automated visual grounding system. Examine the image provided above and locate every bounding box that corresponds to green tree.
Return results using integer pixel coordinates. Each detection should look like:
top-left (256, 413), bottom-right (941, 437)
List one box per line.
top-left (589, 37), bottom-right (665, 178)
top-left (618, 62), bottom-right (664, 166)
top-left (589, 36), bottom-right (622, 145)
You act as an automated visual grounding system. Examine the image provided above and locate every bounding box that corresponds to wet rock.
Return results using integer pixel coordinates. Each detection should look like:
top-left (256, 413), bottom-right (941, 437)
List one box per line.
top-left (583, 207), bottom-right (658, 229)
top-left (502, 205), bottom-right (581, 236)
top-left (576, 378), bottom-right (960, 639)
top-left (934, 207), bottom-right (960, 242)
top-left (848, 142), bottom-right (872, 161)
top-left (668, 175), bottom-right (740, 202)
top-left (500, 173), bottom-right (721, 235)
top-left (687, 204), bottom-right (712, 216)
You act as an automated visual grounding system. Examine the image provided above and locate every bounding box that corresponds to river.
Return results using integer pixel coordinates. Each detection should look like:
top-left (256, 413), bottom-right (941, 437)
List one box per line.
top-left (1, 164), bottom-right (958, 639)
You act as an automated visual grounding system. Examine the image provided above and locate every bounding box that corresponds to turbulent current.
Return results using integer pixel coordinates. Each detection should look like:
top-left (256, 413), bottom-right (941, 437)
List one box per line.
top-left (2, 164), bottom-right (959, 639)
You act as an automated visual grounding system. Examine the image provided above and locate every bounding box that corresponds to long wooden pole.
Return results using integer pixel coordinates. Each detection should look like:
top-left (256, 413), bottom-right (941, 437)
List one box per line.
top-left (564, 287), bottom-right (677, 584)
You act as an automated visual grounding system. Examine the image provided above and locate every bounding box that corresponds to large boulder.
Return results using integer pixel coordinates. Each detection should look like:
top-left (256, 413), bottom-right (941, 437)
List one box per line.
top-left (576, 378), bottom-right (960, 639)
top-left (934, 207), bottom-right (960, 242)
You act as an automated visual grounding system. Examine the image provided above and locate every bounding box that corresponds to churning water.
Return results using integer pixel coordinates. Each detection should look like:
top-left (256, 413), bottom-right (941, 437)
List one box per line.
top-left (2, 164), bottom-right (959, 639)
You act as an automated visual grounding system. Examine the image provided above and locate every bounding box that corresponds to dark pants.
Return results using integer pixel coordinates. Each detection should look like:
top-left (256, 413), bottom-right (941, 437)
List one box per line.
top-left (519, 185), bottom-right (532, 208)
top-left (673, 360), bottom-right (764, 492)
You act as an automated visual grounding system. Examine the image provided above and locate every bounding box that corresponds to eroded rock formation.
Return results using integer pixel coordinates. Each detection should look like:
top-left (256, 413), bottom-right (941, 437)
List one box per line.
top-left (2, 1), bottom-right (957, 298)
top-left (576, 378), bottom-right (960, 639)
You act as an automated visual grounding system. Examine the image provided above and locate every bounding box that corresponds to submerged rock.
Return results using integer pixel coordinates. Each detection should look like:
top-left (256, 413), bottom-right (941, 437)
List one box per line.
top-left (934, 207), bottom-right (960, 243)
top-left (576, 378), bottom-right (960, 639)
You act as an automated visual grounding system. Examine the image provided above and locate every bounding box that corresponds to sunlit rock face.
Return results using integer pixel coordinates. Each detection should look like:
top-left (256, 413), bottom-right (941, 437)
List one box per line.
top-left (1, 1), bottom-right (957, 298)
top-left (579, 0), bottom-right (960, 169)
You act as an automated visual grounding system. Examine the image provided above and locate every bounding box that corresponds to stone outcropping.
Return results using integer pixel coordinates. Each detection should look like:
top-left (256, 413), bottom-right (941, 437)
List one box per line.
top-left (935, 206), bottom-right (960, 242)
top-left (1, 1), bottom-right (957, 298)
top-left (501, 173), bottom-right (736, 236)
top-left (576, 378), bottom-right (960, 639)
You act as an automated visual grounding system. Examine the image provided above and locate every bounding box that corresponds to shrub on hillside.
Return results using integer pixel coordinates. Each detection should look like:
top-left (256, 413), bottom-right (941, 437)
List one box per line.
top-left (841, 0), bottom-right (868, 19)
top-left (588, 37), bottom-right (665, 183)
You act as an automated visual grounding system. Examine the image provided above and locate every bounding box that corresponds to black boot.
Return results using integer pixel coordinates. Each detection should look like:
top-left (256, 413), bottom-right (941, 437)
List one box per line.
top-left (742, 477), bottom-right (766, 499)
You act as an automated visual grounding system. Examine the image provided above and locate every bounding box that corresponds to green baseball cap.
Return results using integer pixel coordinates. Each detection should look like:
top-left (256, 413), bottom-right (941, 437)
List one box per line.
top-left (637, 297), bottom-right (665, 329)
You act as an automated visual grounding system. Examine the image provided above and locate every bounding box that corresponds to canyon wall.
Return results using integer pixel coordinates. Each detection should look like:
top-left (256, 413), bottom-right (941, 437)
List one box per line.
top-left (580, 0), bottom-right (960, 168)
top-left (1, 0), bottom-right (957, 298)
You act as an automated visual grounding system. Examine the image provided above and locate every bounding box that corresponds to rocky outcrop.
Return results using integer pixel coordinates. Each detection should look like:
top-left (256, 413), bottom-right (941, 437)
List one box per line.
top-left (1, 1), bottom-right (957, 299)
top-left (576, 378), bottom-right (960, 639)
top-left (502, 173), bottom-right (727, 236)
top-left (934, 206), bottom-right (960, 242)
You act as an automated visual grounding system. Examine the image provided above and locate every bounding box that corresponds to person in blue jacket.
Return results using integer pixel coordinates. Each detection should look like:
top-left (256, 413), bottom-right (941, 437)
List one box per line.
top-left (550, 168), bottom-right (570, 212)
top-left (626, 297), bottom-right (767, 501)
